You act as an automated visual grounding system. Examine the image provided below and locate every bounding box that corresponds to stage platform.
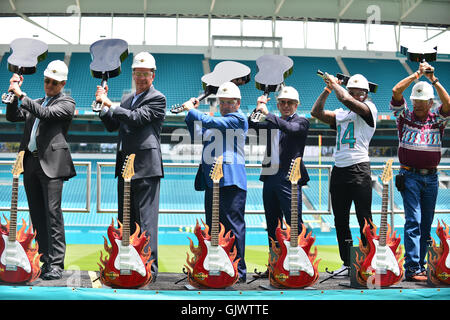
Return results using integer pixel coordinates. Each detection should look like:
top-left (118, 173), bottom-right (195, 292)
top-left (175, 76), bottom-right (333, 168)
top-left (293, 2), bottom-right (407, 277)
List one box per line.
top-left (0, 271), bottom-right (448, 301)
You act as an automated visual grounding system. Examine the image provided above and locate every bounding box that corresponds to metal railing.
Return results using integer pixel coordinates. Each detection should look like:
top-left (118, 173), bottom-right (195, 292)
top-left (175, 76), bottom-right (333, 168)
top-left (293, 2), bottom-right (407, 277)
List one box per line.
top-left (2, 160), bottom-right (449, 220)
top-left (0, 160), bottom-right (91, 213)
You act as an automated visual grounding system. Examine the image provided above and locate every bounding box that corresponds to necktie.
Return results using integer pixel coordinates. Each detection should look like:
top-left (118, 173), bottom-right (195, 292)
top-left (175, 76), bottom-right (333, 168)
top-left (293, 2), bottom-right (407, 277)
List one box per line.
top-left (28, 97), bottom-right (50, 152)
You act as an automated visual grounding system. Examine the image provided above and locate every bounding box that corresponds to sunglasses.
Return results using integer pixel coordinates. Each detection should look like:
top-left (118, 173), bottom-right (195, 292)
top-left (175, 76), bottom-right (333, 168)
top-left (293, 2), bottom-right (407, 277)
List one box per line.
top-left (278, 100), bottom-right (297, 107)
top-left (44, 78), bottom-right (61, 86)
top-left (133, 71), bottom-right (153, 78)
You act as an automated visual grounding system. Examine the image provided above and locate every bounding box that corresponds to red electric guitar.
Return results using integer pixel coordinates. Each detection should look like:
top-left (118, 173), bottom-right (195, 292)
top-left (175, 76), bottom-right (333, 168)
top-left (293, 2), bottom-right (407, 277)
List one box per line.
top-left (98, 154), bottom-right (153, 288)
top-left (0, 151), bottom-right (41, 283)
top-left (354, 159), bottom-right (404, 287)
top-left (269, 157), bottom-right (321, 288)
top-left (428, 220), bottom-right (450, 285)
top-left (185, 156), bottom-right (240, 288)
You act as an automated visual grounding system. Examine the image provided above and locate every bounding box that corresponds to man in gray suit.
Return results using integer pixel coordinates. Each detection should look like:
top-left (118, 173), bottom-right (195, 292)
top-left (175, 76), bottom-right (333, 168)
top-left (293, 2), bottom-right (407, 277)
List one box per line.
top-left (6, 60), bottom-right (76, 280)
top-left (95, 52), bottom-right (166, 280)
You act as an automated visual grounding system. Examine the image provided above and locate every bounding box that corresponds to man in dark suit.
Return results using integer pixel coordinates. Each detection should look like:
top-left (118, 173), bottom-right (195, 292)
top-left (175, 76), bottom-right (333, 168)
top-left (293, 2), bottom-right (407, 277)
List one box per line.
top-left (6, 60), bottom-right (76, 280)
top-left (248, 86), bottom-right (310, 279)
top-left (95, 51), bottom-right (166, 280)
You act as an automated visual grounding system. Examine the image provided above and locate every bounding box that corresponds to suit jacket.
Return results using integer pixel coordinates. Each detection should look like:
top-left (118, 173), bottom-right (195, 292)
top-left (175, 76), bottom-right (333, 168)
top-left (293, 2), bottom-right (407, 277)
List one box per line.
top-left (6, 92), bottom-right (76, 180)
top-left (100, 86), bottom-right (166, 179)
top-left (185, 108), bottom-right (248, 191)
top-left (248, 112), bottom-right (310, 186)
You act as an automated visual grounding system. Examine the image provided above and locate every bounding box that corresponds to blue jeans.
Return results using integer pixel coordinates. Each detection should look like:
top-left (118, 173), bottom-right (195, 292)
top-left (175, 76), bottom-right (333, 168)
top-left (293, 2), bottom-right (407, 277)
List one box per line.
top-left (400, 168), bottom-right (438, 276)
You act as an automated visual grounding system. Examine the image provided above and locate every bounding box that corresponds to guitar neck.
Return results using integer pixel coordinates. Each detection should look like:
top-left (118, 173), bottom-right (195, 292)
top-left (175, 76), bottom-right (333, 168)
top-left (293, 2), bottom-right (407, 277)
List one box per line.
top-left (122, 180), bottom-right (131, 247)
top-left (8, 177), bottom-right (19, 242)
top-left (379, 183), bottom-right (389, 247)
top-left (290, 183), bottom-right (299, 247)
top-left (211, 182), bottom-right (220, 247)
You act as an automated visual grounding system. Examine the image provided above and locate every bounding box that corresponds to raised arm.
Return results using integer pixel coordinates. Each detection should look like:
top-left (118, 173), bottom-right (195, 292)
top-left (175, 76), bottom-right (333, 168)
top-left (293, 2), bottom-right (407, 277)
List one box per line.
top-left (422, 63), bottom-right (450, 114)
top-left (310, 87), bottom-right (336, 127)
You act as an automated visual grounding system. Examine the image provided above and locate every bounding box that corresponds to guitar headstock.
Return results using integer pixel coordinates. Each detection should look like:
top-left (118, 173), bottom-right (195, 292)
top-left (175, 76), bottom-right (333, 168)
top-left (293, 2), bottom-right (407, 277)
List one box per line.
top-left (287, 157), bottom-right (302, 184)
top-left (121, 154), bottom-right (136, 182)
top-left (209, 156), bottom-right (224, 184)
top-left (11, 151), bottom-right (25, 178)
top-left (380, 159), bottom-right (394, 185)
top-left (170, 104), bottom-right (185, 114)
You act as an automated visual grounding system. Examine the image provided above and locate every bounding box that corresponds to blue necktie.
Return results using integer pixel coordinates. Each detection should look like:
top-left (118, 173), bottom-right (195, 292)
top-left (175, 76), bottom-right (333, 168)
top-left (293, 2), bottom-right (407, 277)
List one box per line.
top-left (28, 97), bottom-right (50, 152)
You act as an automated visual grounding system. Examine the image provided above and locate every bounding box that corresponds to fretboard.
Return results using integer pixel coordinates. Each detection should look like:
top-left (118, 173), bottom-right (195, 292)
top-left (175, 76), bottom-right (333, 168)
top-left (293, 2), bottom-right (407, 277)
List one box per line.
top-left (122, 180), bottom-right (131, 247)
top-left (211, 182), bottom-right (220, 247)
top-left (379, 184), bottom-right (389, 247)
top-left (290, 183), bottom-right (299, 247)
top-left (8, 177), bottom-right (19, 242)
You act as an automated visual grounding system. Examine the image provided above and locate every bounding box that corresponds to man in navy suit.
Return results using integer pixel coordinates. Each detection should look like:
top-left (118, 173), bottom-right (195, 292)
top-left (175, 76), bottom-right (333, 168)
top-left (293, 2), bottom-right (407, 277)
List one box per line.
top-left (183, 82), bottom-right (248, 282)
top-left (248, 86), bottom-right (310, 279)
top-left (6, 60), bottom-right (76, 280)
top-left (95, 52), bottom-right (166, 280)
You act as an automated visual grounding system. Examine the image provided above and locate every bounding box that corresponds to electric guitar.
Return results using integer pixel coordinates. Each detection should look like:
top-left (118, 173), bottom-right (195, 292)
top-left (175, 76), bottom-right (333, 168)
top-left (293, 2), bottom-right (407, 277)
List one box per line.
top-left (170, 61), bottom-right (250, 113)
top-left (185, 156), bottom-right (240, 288)
top-left (268, 157), bottom-right (320, 288)
top-left (0, 151), bottom-right (41, 283)
top-left (89, 38), bottom-right (129, 112)
top-left (428, 220), bottom-right (450, 285)
top-left (250, 54), bottom-right (293, 123)
top-left (98, 154), bottom-right (153, 288)
top-left (2, 38), bottom-right (48, 104)
top-left (354, 159), bottom-right (404, 287)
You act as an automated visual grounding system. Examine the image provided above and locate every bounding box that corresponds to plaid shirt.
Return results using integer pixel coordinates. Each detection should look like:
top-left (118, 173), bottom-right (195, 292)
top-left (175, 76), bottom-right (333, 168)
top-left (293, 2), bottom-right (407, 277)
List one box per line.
top-left (390, 97), bottom-right (449, 169)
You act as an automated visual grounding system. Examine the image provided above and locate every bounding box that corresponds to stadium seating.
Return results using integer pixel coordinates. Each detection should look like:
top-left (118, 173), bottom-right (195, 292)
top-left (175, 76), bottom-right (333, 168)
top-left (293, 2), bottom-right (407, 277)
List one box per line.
top-left (152, 53), bottom-right (205, 110)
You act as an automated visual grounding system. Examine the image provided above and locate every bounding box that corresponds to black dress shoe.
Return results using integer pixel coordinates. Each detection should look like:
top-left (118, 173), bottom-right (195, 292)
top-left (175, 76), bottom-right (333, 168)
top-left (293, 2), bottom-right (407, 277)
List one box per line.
top-left (42, 268), bottom-right (63, 280)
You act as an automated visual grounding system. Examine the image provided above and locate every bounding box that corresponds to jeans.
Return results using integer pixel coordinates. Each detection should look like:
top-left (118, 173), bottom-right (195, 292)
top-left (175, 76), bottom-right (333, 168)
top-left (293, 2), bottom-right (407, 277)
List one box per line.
top-left (400, 168), bottom-right (438, 276)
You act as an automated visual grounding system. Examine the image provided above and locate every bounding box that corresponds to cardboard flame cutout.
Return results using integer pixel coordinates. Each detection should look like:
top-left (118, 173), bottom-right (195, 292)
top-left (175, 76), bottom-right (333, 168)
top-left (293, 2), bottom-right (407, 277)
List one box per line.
top-left (428, 220), bottom-right (450, 285)
top-left (0, 216), bottom-right (41, 283)
top-left (98, 219), bottom-right (153, 288)
top-left (185, 219), bottom-right (240, 288)
top-left (269, 220), bottom-right (321, 288)
top-left (354, 220), bottom-right (405, 287)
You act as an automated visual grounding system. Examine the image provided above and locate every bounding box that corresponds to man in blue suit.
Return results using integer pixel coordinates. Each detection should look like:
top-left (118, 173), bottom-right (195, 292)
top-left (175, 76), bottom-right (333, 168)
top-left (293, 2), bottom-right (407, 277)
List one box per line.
top-left (94, 52), bottom-right (166, 281)
top-left (183, 81), bottom-right (248, 282)
top-left (249, 86), bottom-right (310, 279)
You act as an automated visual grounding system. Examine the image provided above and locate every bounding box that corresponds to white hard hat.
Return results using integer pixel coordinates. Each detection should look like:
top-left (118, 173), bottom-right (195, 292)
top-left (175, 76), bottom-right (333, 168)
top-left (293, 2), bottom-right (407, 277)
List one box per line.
top-left (410, 81), bottom-right (434, 101)
top-left (347, 74), bottom-right (369, 91)
top-left (277, 86), bottom-right (299, 103)
top-left (44, 60), bottom-right (68, 82)
top-left (132, 52), bottom-right (156, 70)
top-left (216, 81), bottom-right (241, 99)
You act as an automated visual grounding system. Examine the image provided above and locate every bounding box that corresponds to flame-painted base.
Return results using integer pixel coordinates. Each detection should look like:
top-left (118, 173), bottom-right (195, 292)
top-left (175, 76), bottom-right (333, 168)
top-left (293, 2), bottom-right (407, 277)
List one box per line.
top-left (0, 217), bottom-right (41, 284)
top-left (185, 220), bottom-right (239, 289)
top-left (354, 220), bottom-right (404, 287)
top-left (428, 220), bottom-right (450, 285)
top-left (269, 221), bottom-right (320, 289)
top-left (98, 219), bottom-right (153, 289)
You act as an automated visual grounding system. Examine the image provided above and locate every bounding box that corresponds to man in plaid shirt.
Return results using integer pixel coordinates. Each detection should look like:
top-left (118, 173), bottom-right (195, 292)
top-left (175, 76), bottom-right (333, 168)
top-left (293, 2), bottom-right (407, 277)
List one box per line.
top-left (391, 61), bottom-right (450, 281)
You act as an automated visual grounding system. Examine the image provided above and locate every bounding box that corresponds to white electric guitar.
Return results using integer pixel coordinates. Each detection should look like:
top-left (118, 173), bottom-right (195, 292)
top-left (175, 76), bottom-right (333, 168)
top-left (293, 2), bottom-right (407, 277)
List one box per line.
top-left (0, 151), bottom-right (40, 283)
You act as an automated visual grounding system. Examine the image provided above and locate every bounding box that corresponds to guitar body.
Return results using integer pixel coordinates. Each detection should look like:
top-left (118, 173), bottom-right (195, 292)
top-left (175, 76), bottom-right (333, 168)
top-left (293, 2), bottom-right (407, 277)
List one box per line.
top-left (0, 218), bottom-right (41, 284)
top-left (185, 220), bottom-right (239, 289)
top-left (355, 220), bottom-right (404, 287)
top-left (89, 38), bottom-right (129, 79)
top-left (98, 220), bottom-right (153, 288)
top-left (255, 54), bottom-right (293, 93)
top-left (170, 61), bottom-right (250, 113)
top-left (7, 38), bottom-right (48, 75)
top-left (269, 221), bottom-right (320, 288)
top-left (428, 220), bottom-right (450, 285)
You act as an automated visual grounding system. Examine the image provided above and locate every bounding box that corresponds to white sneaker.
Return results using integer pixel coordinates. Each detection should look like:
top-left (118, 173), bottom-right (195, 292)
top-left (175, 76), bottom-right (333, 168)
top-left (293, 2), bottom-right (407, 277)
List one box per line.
top-left (330, 265), bottom-right (349, 277)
